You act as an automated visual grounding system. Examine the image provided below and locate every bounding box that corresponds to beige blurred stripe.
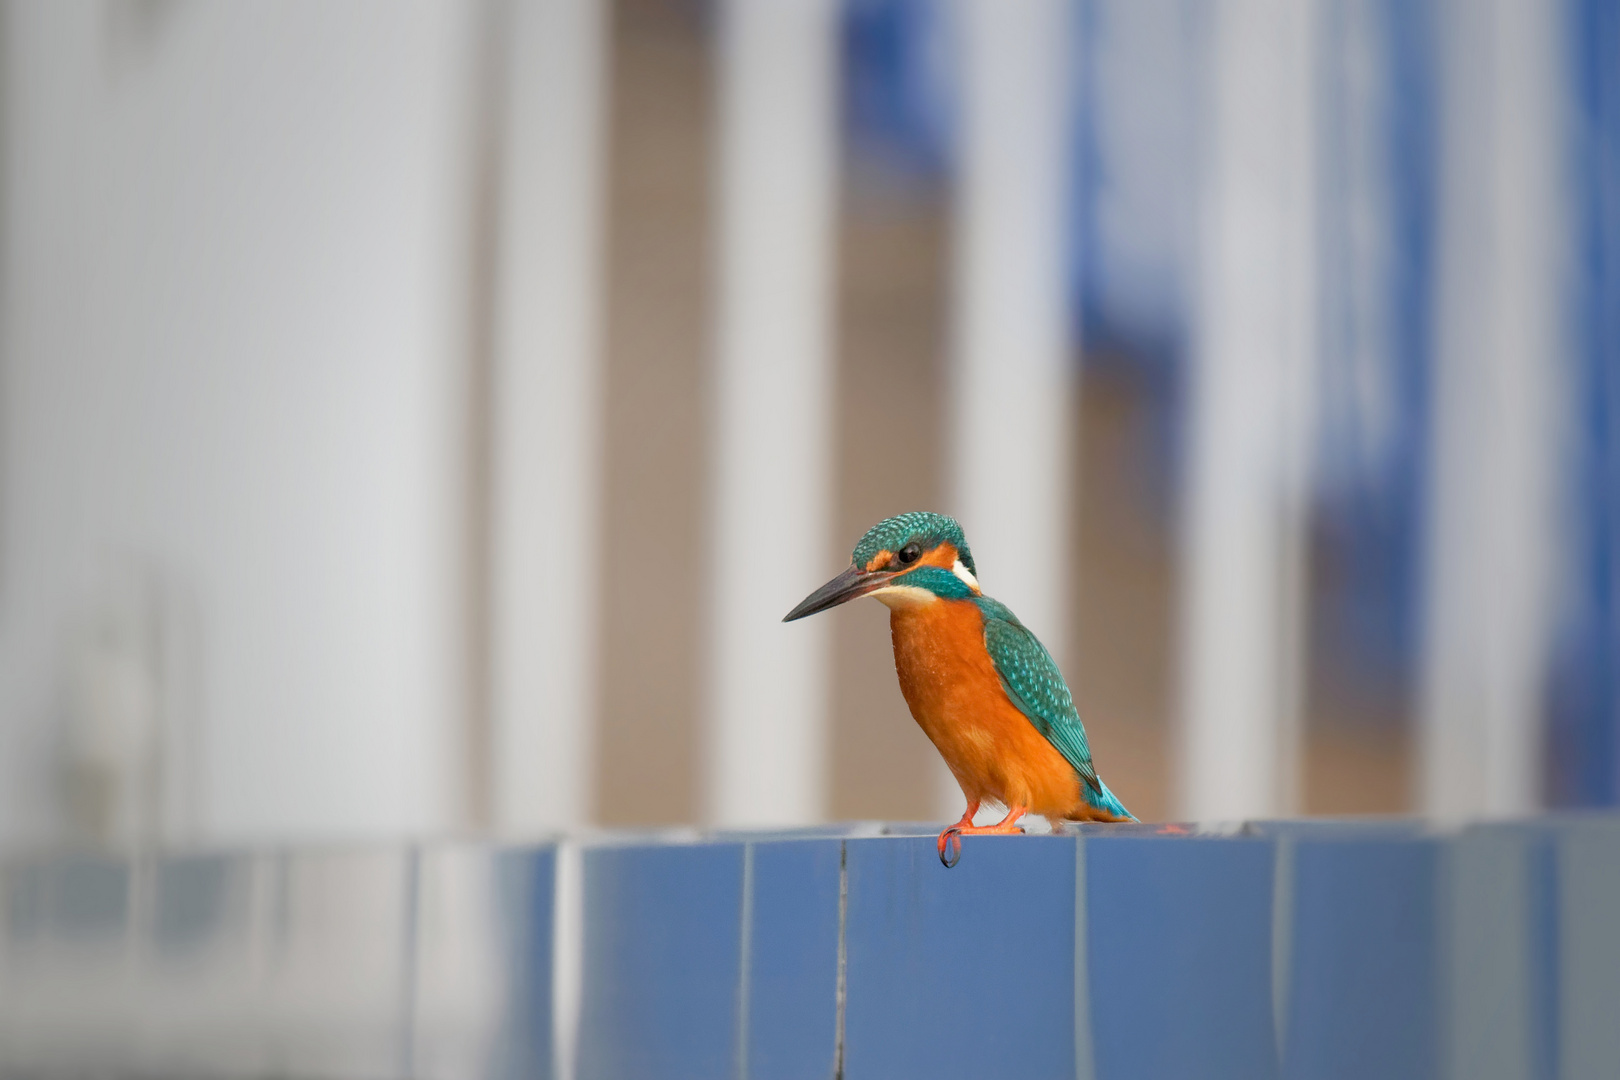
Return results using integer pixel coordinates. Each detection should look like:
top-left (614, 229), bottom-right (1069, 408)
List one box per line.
top-left (827, 184), bottom-right (952, 823)
top-left (594, 0), bottom-right (714, 826)
top-left (1070, 370), bottom-right (1176, 825)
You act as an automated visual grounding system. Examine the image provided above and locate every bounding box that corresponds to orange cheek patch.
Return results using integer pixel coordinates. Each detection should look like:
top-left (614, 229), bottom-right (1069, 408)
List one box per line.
top-left (864, 550), bottom-right (893, 573)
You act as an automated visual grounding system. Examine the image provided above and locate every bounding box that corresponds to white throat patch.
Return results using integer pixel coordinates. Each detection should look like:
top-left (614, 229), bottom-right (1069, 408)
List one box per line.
top-left (870, 584), bottom-right (937, 611)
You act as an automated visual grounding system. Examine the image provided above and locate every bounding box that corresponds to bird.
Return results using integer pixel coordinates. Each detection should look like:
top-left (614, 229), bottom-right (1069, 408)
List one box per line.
top-left (784, 511), bottom-right (1134, 866)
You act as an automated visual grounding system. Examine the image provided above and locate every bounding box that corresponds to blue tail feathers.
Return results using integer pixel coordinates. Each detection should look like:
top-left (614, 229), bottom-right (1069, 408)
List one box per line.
top-left (1084, 776), bottom-right (1136, 821)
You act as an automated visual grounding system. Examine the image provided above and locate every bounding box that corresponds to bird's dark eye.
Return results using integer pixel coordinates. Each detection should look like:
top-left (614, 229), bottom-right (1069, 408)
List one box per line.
top-left (898, 542), bottom-right (923, 566)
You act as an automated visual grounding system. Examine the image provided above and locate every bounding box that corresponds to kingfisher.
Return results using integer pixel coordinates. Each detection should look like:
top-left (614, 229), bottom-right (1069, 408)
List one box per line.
top-left (784, 511), bottom-right (1133, 866)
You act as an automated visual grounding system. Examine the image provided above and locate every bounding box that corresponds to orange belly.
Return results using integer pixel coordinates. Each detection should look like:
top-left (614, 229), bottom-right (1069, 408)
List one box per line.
top-left (890, 598), bottom-right (1103, 821)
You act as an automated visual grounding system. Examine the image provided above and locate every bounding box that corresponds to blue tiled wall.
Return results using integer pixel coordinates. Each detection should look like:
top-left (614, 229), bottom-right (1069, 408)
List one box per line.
top-left (744, 839), bottom-right (842, 1080)
top-left (1282, 834), bottom-right (1441, 1080)
top-left (487, 846), bottom-right (557, 1080)
top-left (844, 834), bottom-right (1078, 1079)
top-left (2, 818), bottom-right (1618, 1078)
top-left (578, 842), bottom-right (746, 1080)
top-left (1087, 834), bottom-right (1277, 1080)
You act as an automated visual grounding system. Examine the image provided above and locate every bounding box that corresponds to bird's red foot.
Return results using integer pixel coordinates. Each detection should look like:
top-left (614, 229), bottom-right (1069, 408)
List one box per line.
top-left (936, 805), bottom-right (1028, 868)
top-left (937, 801), bottom-right (980, 868)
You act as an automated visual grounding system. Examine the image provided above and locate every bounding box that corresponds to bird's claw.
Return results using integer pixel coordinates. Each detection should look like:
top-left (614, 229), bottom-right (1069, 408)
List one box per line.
top-left (938, 827), bottom-right (963, 869)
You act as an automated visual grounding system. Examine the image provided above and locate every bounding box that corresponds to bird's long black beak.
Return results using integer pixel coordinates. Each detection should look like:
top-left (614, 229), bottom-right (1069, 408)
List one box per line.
top-left (782, 565), bottom-right (894, 622)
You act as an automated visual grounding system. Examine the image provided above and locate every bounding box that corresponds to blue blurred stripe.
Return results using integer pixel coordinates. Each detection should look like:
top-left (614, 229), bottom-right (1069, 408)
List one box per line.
top-left (1311, 0), bottom-right (1437, 706)
top-left (840, 0), bottom-right (956, 180)
top-left (1550, 0), bottom-right (1620, 808)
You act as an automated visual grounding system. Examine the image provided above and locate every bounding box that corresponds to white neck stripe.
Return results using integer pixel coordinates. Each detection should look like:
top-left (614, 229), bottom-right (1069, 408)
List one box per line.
top-left (952, 559), bottom-right (981, 593)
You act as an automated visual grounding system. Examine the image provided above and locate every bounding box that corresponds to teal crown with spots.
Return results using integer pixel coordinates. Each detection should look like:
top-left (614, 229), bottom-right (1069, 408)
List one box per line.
top-left (851, 512), bottom-right (976, 575)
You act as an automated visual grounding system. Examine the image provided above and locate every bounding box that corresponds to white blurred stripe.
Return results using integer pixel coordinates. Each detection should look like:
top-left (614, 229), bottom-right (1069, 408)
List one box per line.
top-left (551, 842), bottom-right (585, 1080)
top-left (1179, 0), bottom-right (1318, 822)
top-left (1422, 0), bottom-right (1564, 819)
top-left (0, 2), bottom-right (478, 840)
top-left (709, 0), bottom-right (838, 826)
top-left (490, 0), bottom-right (609, 833)
top-left (947, 0), bottom-right (1076, 816)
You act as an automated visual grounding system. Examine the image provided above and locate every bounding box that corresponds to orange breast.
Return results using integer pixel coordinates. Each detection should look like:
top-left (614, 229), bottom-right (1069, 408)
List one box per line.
top-left (889, 599), bottom-right (1088, 819)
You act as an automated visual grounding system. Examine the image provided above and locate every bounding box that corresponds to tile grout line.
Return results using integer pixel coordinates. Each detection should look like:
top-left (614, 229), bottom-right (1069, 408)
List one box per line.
top-left (735, 842), bottom-right (755, 1080)
top-left (1436, 833), bottom-right (1459, 1080)
top-left (1531, 833), bottom-right (1560, 1080)
top-left (834, 839), bottom-right (849, 1080)
top-left (1271, 835), bottom-right (1295, 1068)
top-left (400, 846), bottom-right (422, 1080)
top-left (1074, 833), bottom-right (1094, 1080)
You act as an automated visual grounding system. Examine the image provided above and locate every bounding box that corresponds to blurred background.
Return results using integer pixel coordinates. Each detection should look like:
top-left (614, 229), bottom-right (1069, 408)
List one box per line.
top-left (0, 0), bottom-right (1615, 849)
